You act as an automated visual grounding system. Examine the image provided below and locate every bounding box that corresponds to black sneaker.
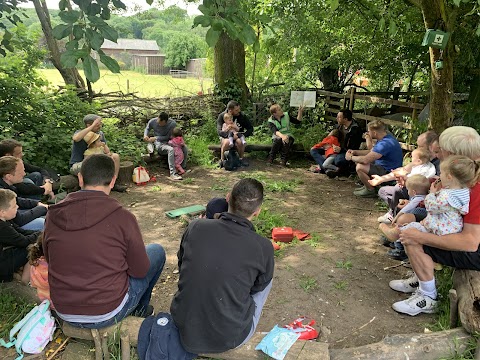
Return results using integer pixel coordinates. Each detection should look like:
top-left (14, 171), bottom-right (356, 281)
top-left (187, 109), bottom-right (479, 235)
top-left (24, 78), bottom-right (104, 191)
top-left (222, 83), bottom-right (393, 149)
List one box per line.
top-left (240, 158), bottom-right (250, 167)
top-left (387, 248), bottom-right (408, 261)
top-left (380, 235), bottom-right (395, 248)
top-left (112, 183), bottom-right (127, 192)
top-left (132, 304), bottom-right (154, 318)
top-left (325, 169), bottom-right (339, 178)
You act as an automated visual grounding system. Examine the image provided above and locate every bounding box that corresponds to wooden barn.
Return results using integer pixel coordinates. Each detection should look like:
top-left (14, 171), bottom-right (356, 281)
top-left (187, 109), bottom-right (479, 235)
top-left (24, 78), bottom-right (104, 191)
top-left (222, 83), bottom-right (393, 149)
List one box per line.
top-left (132, 54), bottom-right (170, 75)
top-left (186, 58), bottom-right (206, 78)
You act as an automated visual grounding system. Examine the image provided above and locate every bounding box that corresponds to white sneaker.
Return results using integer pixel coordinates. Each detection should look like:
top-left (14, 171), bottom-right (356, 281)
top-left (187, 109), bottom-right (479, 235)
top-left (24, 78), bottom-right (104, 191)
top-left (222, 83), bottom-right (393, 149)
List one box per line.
top-left (389, 272), bottom-right (419, 293)
top-left (147, 143), bottom-right (154, 154)
top-left (377, 212), bottom-right (393, 224)
top-left (392, 290), bottom-right (437, 316)
top-left (170, 174), bottom-right (183, 181)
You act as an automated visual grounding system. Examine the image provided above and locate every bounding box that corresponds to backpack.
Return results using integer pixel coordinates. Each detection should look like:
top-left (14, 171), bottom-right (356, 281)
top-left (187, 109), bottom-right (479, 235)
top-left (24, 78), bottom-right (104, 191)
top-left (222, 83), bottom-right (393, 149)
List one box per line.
top-left (223, 149), bottom-right (242, 171)
top-left (132, 166), bottom-right (151, 185)
top-left (0, 300), bottom-right (56, 360)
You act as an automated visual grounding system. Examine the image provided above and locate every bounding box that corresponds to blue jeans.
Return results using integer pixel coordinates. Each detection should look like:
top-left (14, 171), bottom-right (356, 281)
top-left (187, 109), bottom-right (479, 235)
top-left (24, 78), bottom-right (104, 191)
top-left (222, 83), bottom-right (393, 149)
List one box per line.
top-left (20, 217), bottom-right (45, 231)
top-left (25, 172), bottom-right (43, 186)
top-left (310, 148), bottom-right (326, 170)
top-left (22, 177), bottom-right (42, 200)
top-left (67, 244), bottom-right (166, 329)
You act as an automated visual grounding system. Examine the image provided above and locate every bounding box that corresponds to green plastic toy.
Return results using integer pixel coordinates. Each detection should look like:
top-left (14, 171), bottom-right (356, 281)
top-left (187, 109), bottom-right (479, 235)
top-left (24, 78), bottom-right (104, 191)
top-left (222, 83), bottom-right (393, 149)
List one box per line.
top-left (165, 205), bottom-right (206, 218)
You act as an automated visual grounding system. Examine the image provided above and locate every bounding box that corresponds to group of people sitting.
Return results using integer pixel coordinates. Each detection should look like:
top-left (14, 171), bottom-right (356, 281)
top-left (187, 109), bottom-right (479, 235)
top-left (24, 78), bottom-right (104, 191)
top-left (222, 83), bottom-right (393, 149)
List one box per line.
top-left (2, 103), bottom-right (480, 355)
top-left (310, 118), bottom-right (480, 317)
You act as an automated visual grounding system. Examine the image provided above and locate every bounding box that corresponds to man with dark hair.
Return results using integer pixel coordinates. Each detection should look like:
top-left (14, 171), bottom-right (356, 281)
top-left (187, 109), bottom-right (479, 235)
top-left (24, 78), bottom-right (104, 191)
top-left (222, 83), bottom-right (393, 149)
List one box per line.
top-left (171, 178), bottom-right (274, 354)
top-left (217, 100), bottom-right (254, 167)
top-left (44, 154), bottom-right (166, 328)
top-left (0, 140), bottom-right (54, 199)
top-left (70, 114), bottom-right (126, 192)
top-left (144, 112), bottom-right (188, 181)
top-left (312, 109), bottom-right (363, 177)
top-left (346, 120), bottom-right (403, 197)
top-left (0, 156), bottom-right (48, 231)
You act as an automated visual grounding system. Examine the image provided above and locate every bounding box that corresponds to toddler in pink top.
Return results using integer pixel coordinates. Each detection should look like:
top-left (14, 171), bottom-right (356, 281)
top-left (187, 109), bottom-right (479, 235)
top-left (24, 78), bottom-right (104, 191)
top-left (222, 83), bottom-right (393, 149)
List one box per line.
top-left (168, 127), bottom-right (186, 175)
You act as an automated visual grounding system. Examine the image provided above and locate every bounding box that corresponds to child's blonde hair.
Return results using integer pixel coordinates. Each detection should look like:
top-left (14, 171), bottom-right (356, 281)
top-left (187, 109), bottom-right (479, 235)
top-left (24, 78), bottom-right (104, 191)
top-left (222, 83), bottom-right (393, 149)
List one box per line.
top-left (28, 232), bottom-right (44, 266)
top-left (0, 188), bottom-right (16, 210)
top-left (224, 113), bottom-right (233, 122)
top-left (441, 155), bottom-right (480, 187)
top-left (172, 127), bottom-right (183, 137)
top-left (412, 147), bottom-right (430, 164)
top-left (406, 174), bottom-right (430, 195)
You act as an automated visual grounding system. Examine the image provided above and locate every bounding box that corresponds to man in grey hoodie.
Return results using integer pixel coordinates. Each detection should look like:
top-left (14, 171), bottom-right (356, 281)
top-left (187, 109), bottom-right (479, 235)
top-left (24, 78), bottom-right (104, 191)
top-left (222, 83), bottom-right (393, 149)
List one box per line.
top-left (144, 112), bottom-right (187, 181)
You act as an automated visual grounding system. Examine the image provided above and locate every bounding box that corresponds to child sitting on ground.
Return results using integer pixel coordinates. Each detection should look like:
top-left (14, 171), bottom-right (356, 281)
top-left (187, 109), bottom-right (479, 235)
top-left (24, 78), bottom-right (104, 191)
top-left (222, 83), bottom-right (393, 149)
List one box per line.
top-left (83, 131), bottom-right (110, 157)
top-left (168, 127), bottom-right (186, 175)
top-left (381, 156), bottom-right (477, 259)
top-left (0, 189), bottom-right (40, 283)
top-left (28, 232), bottom-right (52, 306)
top-left (222, 113), bottom-right (246, 148)
top-left (311, 129), bottom-right (342, 172)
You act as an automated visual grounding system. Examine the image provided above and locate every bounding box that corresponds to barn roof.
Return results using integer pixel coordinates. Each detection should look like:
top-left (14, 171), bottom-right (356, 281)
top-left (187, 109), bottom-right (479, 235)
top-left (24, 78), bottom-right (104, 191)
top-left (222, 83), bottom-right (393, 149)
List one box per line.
top-left (102, 39), bottom-right (159, 51)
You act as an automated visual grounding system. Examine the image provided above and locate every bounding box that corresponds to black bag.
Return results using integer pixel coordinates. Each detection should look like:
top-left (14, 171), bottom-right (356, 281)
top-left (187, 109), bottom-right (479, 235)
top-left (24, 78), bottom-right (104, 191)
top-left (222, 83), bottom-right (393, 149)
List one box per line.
top-left (223, 149), bottom-right (242, 171)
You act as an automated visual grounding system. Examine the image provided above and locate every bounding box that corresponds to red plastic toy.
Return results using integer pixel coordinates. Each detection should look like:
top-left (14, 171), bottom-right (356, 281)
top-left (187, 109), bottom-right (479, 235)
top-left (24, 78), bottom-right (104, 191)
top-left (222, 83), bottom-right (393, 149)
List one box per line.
top-left (272, 227), bottom-right (294, 243)
top-left (284, 317), bottom-right (319, 340)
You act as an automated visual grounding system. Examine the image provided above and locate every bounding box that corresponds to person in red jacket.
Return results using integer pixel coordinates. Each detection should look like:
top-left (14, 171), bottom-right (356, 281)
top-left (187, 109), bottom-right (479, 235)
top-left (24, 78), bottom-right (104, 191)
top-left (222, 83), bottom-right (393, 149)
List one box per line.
top-left (310, 129), bottom-right (342, 173)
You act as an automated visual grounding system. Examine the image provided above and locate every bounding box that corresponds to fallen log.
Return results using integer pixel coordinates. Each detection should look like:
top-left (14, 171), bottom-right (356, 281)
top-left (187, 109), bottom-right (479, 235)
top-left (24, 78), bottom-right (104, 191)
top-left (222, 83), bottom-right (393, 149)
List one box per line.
top-left (329, 328), bottom-right (471, 360)
top-left (453, 269), bottom-right (480, 334)
top-left (207, 143), bottom-right (306, 153)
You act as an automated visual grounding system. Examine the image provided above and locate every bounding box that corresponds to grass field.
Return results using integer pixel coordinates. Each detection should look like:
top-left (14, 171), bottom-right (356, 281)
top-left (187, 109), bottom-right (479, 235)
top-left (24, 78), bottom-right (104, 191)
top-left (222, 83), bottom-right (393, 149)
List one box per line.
top-left (37, 69), bottom-right (213, 98)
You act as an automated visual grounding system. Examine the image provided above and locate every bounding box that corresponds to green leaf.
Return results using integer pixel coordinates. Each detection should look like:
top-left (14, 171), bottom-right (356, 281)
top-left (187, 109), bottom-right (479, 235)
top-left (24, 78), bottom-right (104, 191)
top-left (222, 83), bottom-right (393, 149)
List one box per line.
top-left (240, 25), bottom-right (256, 45)
top-left (83, 55), bottom-right (100, 82)
top-left (406, 22), bottom-right (411, 32)
top-left (97, 24), bottom-right (118, 42)
top-left (205, 28), bottom-right (221, 47)
top-left (87, 3), bottom-right (102, 16)
top-left (87, 16), bottom-right (107, 27)
top-left (253, 39), bottom-right (260, 53)
top-left (59, 0), bottom-right (68, 11)
top-left (389, 19), bottom-right (397, 37)
top-left (224, 21), bottom-right (237, 39)
top-left (198, 4), bottom-right (211, 15)
top-left (52, 24), bottom-right (72, 40)
top-left (211, 19), bottom-right (224, 31)
top-left (331, 0), bottom-right (340, 11)
top-left (379, 17), bottom-right (385, 31)
top-left (476, 24), bottom-right (480, 36)
top-left (453, 0), bottom-right (461, 5)
top-left (100, 54), bottom-right (120, 73)
top-left (59, 10), bottom-right (81, 24)
top-left (65, 40), bottom-right (79, 51)
top-left (86, 29), bottom-right (104, 50)
top-left (2, 30), bottom-right (12, 41)
top-left (112, 0), bottom-right (127, 9)
top-left (145, 0), bottom-right (154, 4)
top-left (60, 51), bottom-right (79, 68)
top-left (73, 25), bottom-right (84, 39)
top-left (193, 15), bottom-right (211, 27)
top-left (100, 8), bottom-right (111, 20)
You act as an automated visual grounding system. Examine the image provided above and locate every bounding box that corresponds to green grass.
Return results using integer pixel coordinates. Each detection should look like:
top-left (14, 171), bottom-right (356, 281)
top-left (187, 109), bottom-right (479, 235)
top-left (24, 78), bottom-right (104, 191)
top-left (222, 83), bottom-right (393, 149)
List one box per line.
top-left (303, 233), bottom-right (324, 248)
top-left (37, 69), bottom-right (212, 98)
top-left (333, 280), bottom-right (349, 290)
top-left (148, 185), bottom-right (162, 192)
top-left (253, 207), bottom-right (288, 238)
top-left (239, 172), bottom-right (302, 193)
top-left (300, 275), bottom-right (318, 292)
top-left (336, 260), bottom-right (353, 270)
top-left (0, 289), bottom-right (36, 339)
top-left (427, 267), bottom-right (455, 331)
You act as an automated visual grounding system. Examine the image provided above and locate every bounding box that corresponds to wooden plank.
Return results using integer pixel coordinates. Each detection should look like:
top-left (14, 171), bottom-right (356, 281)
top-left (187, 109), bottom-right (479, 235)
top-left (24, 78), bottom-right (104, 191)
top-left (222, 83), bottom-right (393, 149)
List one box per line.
top-left (353, 113), bottom-right (412, 129)
top-left (354, 94), bottom-right (425, 109)
top-left (317, 89), bottom-right (346, 98)
top-left (202, 333), bottom-right (329, 360)
top-left (324, 115), bottom-right (338, 122)
top-left (325, 99), bottom-right (343, 107)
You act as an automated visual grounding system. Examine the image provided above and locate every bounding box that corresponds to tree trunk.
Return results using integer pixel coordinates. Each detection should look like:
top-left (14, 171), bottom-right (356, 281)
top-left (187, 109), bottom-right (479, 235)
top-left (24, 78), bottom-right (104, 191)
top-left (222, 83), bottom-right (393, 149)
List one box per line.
top-left (32, 0), bottom-right (86, 91)
top-left (318, 66), bottom-right (340, 91)
top-left (453, 269), bottom-right (480, 334)
top-left (419, 0), bottom-right (455, 133)
top-left (214, 31), bottom-right (247, 102)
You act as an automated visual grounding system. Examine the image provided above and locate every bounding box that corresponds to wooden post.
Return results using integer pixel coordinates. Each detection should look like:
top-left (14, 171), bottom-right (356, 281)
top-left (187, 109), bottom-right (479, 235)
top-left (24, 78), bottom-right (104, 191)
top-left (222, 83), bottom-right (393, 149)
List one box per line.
top-left (117, 161), bottom-right (135, 185)
top-left (102, 333), bottom-right (110, 360)
top-left (90, 329), bottom-right (102, 360)
top-left (121, 332), bottom-right (130, 360)
top-left (449, 288), bottom-right (458, 328)
top-left (349, 87), bottom-right (356, 111)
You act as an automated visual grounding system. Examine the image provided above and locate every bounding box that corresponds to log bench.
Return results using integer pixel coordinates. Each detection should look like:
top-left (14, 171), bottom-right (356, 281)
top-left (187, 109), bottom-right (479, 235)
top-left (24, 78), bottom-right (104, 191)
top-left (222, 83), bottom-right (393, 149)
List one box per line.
top-left (207, 143), bottom-right (306, 154)
top-left (61, 319), bottom-right (471, 360)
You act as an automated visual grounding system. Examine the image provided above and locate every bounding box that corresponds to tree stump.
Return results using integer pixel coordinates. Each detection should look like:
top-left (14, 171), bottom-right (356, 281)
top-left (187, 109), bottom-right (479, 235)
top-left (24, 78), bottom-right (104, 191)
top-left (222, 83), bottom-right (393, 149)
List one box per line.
top-left (453, 269), bottom-right (480, 334)
top-left (52, 175), bottom-right (79, 192)
top-left (117, 161), bottom-right (135, 185)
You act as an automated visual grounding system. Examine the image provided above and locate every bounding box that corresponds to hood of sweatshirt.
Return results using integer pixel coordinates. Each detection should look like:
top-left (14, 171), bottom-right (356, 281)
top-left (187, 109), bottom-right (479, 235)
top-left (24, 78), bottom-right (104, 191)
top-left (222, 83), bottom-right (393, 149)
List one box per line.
top-left (47, 190), bottom-right (122, 231)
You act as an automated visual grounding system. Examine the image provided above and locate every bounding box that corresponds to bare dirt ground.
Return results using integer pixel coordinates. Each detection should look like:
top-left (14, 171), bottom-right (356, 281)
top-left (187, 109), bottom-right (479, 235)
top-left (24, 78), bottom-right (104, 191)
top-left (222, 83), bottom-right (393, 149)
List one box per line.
top-left (112, 157), bottom-right (435, 351)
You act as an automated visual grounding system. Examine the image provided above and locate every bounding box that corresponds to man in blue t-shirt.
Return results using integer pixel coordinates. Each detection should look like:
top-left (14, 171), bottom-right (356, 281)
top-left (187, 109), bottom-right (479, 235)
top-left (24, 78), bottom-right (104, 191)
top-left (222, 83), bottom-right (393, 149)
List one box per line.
top-left (345, 120), bottom-right (403, 197)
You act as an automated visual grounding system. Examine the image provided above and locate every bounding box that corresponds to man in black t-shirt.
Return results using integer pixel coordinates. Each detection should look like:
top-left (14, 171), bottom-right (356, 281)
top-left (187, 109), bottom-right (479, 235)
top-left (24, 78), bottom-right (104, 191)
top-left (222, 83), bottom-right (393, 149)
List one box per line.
top-left (171, 178), bottom-right (274, 354)
top-left (216, 100), bottom-right (254, 167)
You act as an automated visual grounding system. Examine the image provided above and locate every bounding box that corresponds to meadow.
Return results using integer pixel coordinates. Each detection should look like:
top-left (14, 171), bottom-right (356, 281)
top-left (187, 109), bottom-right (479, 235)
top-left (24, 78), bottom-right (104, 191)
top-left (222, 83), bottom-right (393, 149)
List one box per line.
top-left (37, 69), bottom-right (213, 98)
